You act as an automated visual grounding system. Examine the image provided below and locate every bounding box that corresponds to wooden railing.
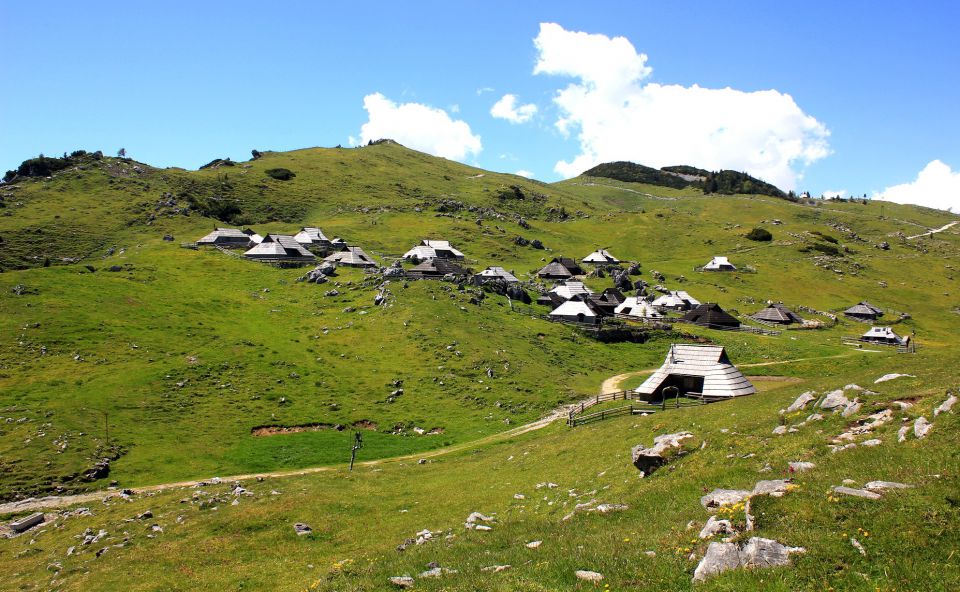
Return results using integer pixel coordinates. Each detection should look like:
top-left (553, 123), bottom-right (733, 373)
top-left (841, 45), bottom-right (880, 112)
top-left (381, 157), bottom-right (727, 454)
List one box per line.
top-left (567, 390), bottom-right (706, 426)
top-left (840, 336), bottom-right (917, 353)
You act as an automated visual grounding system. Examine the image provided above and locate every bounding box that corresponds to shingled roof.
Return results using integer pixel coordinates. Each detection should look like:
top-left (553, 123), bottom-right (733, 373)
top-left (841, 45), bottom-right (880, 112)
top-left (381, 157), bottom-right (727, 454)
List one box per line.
top-left (681, 303), bottom-right (740, 328)
top-left (635, 344), bottom-right (756, 400)
top-left (751, 303), bottom-right (804, 324)
top-left (323, 246), bottom-right (377, 267)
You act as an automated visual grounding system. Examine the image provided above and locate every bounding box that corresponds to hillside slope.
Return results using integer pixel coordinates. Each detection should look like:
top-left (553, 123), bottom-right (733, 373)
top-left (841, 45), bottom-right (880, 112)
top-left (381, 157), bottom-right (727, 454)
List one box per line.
top-left (0, 144), bottom-right (959, 590)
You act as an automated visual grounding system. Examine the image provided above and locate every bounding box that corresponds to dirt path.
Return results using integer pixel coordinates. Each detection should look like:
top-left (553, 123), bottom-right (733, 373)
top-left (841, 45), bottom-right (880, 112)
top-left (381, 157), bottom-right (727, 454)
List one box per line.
top-left (0, 352), bottom-right (864, 515)
top-left (906, 220), bottom-right (958, 240)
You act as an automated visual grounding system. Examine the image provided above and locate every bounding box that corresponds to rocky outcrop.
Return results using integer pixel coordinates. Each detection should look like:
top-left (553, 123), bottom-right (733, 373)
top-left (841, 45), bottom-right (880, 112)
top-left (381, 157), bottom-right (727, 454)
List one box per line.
top-left (631, 431), bottom-right (695, 474)
top-left (693, 537), bottom-right (805, 582)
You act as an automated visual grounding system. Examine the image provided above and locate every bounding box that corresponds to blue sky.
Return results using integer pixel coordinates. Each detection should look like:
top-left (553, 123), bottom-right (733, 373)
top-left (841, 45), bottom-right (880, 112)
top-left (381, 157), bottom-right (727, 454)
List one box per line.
top-left (2, 1), bottom-right (958, 209)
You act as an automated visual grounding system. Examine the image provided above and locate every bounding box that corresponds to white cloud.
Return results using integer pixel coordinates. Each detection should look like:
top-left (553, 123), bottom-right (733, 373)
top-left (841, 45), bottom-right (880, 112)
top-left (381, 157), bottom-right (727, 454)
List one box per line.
top-left (476, 87), bottom-right (495, 95)
top-left (823, 189), bottom-right (847, 199)
top-left (355, 92), bottom-right (481, 161)
top-left (874, 160), bottom-right (960, 212)
top-left (490, 94), bottom-right (538, 124)
top-left (514, 169), bottom-right (534, 178)
top-left (532, 23), bottom-right (830, 190)
top-left (449, 104), bottom-right (460, 113)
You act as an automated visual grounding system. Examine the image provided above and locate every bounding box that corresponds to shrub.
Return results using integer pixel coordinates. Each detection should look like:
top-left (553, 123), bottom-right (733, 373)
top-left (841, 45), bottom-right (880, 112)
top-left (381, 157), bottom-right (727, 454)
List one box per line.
top-left (265, 168), bottom-right (295, 181)
top-left (810, 231), bottom-right (838, 243)
top-left (745, 227), bottom-right (773, 242)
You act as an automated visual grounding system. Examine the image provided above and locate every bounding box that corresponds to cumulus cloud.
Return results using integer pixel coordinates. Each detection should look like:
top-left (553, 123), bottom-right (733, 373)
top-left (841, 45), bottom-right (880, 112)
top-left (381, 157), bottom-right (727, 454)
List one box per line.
top-left (354, 92), bottom-right (481, 161)
top-left (823, 189), bottom-right (847, 199)
top-left (532, 23), bottom-right (830, 190)
top-left (490, 94), bottom-right (538, 124)
top-left (514, 169), bottom-right (534, 178)
top-left (874, 160), bottom-right (960, 212)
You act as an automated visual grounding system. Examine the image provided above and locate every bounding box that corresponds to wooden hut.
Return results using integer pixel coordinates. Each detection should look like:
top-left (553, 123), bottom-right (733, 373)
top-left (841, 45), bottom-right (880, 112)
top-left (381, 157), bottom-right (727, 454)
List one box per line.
top-left (197, 228), bottom-right (257, 249)
top-left (582, 249), bottom-right (620, 264)
top-left (323, 246), bottom-right (377, 268)
top-left (615, 297), bottom-right (663, 320)
top-left (243, 234), bottom-right (316, 265)
top-left (402, 240), bottom-right (465, 262)
top-left (549, 297), bottom-right (600, 325)
top-left (703, 256), bottom-right (737, 271)
top-left (751, 303), bottom-right (804, 325)
top-left (860, 326), bottom-right (906, 346)
top-left (636, 344), bottom-right (756, 401)
top-left (537, 257), bottom-right (584, 279)
top-left (844, 301), bottom-right (884, 321)
top-left (681, 303), bottom-right (740, 329)
top-left (651, 290), bottom-right (701, 311)
top-left (406, 258), bottom-right (468, 279)
top-left (474, 266), bottom-right (520, 285)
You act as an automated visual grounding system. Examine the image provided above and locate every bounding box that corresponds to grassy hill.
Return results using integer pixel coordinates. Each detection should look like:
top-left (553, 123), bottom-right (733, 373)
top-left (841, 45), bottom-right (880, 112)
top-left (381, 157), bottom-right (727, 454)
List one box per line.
top-left (0, 143), bottom-right (958, 590)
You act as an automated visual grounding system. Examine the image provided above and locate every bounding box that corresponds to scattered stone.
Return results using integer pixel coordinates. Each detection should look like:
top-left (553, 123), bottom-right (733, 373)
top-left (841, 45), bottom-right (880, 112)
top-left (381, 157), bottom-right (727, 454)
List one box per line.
top-left (513, 493), bottom-right (525, 500)
top-left (841, 400), bottom-right (863, 417)
top-left (789, 461), bottom-right (816, 473)
top-left (864, 481), bottom-right (913, 491)
top-left (897, 425), bottom-right (910, 442)
top-left (914, 417), bottom-right (932, 439)
top-left (474, 525), bottom-right (492, 531)
top-left (631, 431), bottom-right (695, 474)
top-left (751, 479), bottom-right (791, 497)
top-left (820, 390), bottom-right (850, 411)
top-left (293, 523), bottom-right (312, 536)
top-left (772, 425), bottom-right (788, 435)
top-left (481, 564), bottom-right (512, 572)
top-left (389, 576), bottom-right (415, 588)
top-left (832, 486), bottom-right (882, 500)
top-left (644, 550), bottom-right (657, 557)
top-left (701, 489), bottom-right (752, 510)
top-left (693, 542), bottom-right (741, 581)
top-left (526, 540), bottom-right (542, 549)
top-left (785, 391), bottom-right (816, 413)
top-left (699, 515), bottom-right (735, 539)
top-left (575, 570), bottom-right (604, 582)
top-left (934, 394), bottom-right (957, 416)
top-left (851, 537), bottom-right (867, 556)
top-left (595, 503), bottom-right (629, 514)
top-left (874, 373), bottom-right (915, 384)
top-left (136, 510), bottom-right (153, 520)
top-left (861, 439), bottom-right (882, 447)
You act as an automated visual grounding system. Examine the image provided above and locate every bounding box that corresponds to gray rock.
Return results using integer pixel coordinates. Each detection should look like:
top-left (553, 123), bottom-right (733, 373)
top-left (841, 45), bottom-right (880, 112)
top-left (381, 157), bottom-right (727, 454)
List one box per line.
top-left (785, 391), bottom-right (816, 413)
top-left (701, 489), bottom-right (752, 509)
top-left (481, 564), bottom-right (512, 572)
top-left (864, 480), bottom-right (913, 491)
top-left (832, 486), bottom-right (882, 500)
top-left (293, 523), bottom-right (312, 536)
top-left (752, 479), bottom-right (790, 497)
top-left (389, 576), bottom-right (415, 588)
top-left (820, 390), bottom-right (850, 410)
top-left (861, 438), bottom-right (882, 447)
top-left (897, 425), bottom-right (910, 442)
top-left (789, 461), bottom-right (816, 473)
top-left (841, 400), bottom-right (862, 417)
top-left (772, 425), bottom-right (788, 435)
top-left (739, 537), bottom-right (805, 568)
top-left (575, 570), bottom-right (604, 582)
top-left (631, 431), bottom-right (695, 474)
top-left (698, 515), bottom-right (735, 539)
top-left (914, 416), bottom-right (932, 439)
top-left (595, 503), bottom-right (628, 514)
top-left (874, 373), bottom-right (915, 384)
top-left (693, 542), bottom-right (741, 581)
top-left (934, 394), bottom-right (957, 416)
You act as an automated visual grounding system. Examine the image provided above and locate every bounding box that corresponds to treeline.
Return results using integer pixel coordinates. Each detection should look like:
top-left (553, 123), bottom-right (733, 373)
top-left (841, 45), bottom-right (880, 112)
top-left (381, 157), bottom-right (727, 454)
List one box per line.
top-left (3, 150), bottom-right (103, 183)
top-left (582, 161), bottom-right (787, 199)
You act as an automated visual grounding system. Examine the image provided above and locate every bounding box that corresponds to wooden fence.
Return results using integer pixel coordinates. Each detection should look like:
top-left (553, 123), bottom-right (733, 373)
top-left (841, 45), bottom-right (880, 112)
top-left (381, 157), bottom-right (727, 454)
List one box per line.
top-left (566, 389), bottom-right (706, 427)
top-left (840, 336), bottom-right (917, 353)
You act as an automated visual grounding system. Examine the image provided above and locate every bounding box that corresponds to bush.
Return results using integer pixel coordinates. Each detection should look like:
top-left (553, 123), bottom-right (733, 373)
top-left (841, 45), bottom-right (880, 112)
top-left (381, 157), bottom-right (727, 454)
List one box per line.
top-left (265, 168), bottom-right (295, 181)
top-left (810, 242), bottom-right (841, 256)
top-left (810, 231), bottom-right (838, 243)
top-left (745, 227), bottom-right (772, 241)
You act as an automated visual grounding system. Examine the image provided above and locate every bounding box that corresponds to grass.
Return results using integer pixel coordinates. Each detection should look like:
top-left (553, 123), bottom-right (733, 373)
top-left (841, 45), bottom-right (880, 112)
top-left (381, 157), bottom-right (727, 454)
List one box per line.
top-left (0, 143), bottom-right (958, 589)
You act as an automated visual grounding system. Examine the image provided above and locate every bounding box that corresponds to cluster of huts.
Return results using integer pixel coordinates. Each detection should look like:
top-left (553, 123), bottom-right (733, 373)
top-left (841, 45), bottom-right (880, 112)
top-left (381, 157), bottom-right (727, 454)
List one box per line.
top-left (195, 229), bottom-right (910, 349)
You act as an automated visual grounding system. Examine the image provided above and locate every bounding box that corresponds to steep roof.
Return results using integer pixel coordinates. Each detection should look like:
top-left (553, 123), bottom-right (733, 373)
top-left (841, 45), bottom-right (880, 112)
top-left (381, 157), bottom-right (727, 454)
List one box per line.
top-left (244, 234), bottom-right (316, 259)
top-left (751, 303), bottom-right (804, 324)
top-left (704, 256), bottom-right (736, 270)
top-left (324, 246), bottom-right (377, 267)
top-left (549, 281), bottom-right (593, 301)
top-left (681, 303), bottom-right (740, 328)
top-left (476, 266), bottom-right (520, 283)
top-left (636, 344), bottom-right (756, 398)
top-left (549, 299), bottom-right (597, 320)
top-left (537, 261), bottom-right (574, 278)
top-left (408, 258), bottom-right (467, 275)
top-left (197, 228), bottom-right (253, 245)
top-left (615, 297), bottom-right (663, 318)
top-left (582, 249), bottom-right (620, 264)
top-left (403, 239), bottom-right (465, 260)
top-left (651, 290), bottom-right (701, 309)
top-left (294, 227), bottom-right (331, 244)
top-left (845, 302), bottom-right (884, 317)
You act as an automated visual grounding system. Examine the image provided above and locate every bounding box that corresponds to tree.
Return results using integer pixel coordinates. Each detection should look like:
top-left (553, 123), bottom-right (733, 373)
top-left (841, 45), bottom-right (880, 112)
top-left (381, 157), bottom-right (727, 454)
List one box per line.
top-left (117, 148), bottom-right (126, 158)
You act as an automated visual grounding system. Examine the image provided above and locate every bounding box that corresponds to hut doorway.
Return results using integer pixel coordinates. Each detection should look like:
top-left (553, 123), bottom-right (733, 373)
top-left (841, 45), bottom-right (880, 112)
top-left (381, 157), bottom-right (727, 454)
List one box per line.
top-left (651, 374), bottom-right (704, 401)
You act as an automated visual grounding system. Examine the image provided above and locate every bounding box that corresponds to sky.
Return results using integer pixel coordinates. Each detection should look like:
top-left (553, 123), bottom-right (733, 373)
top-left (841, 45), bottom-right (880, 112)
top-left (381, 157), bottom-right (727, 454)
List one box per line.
top-left (1, 1), bottom-right (958, 211)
